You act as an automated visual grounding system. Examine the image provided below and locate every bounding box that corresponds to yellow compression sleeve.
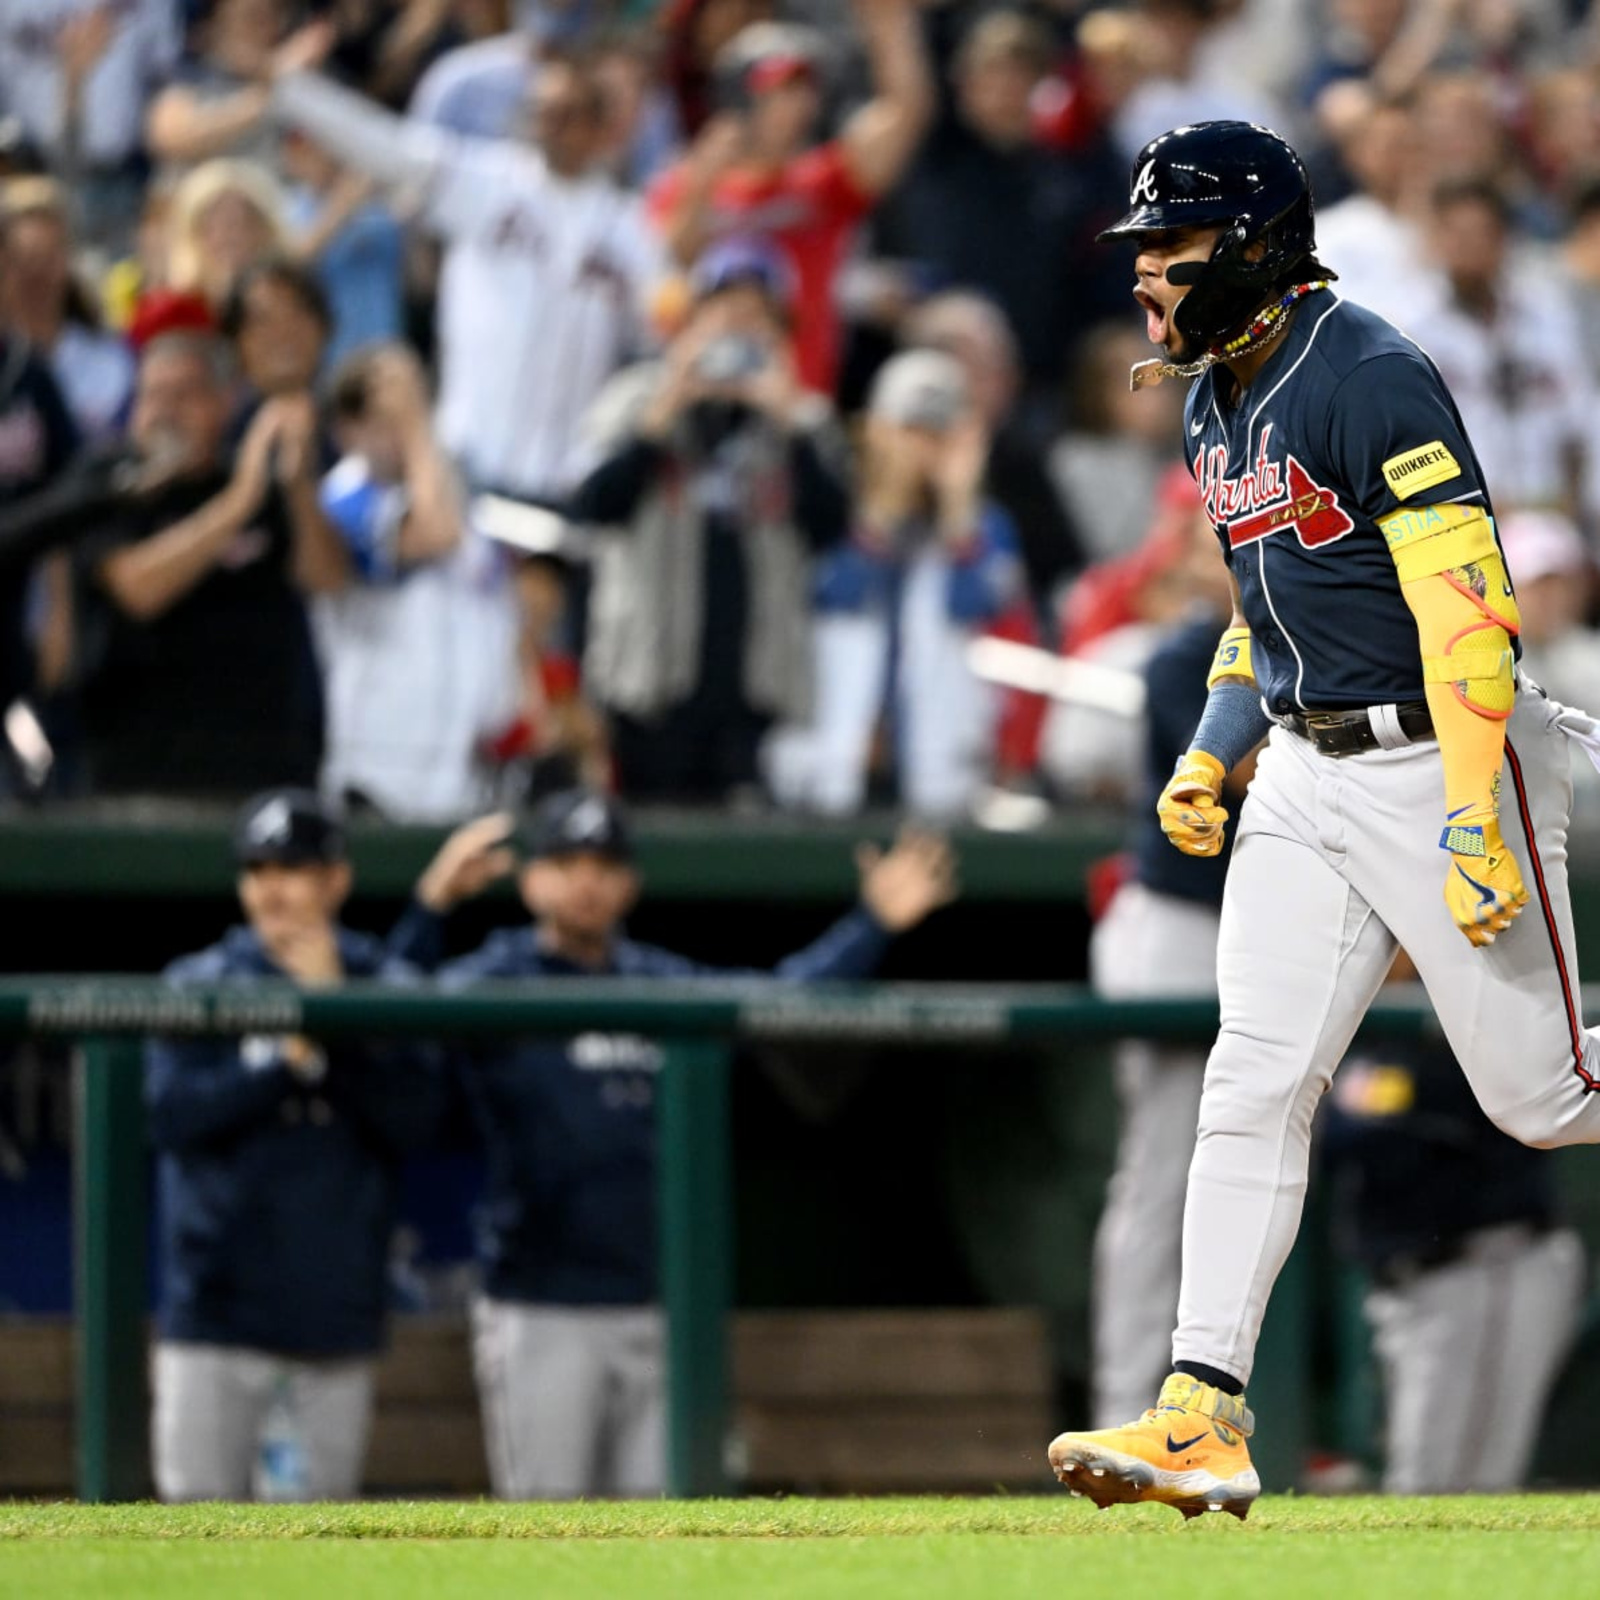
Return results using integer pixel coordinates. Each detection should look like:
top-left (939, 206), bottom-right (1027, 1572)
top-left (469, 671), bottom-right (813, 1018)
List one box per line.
top-left (1384, 505), bottom-right (1518, 819)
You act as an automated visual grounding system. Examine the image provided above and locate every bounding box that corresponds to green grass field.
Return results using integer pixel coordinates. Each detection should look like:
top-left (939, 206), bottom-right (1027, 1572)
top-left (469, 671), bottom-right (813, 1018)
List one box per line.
top-left (4, 1496), bottom-right (1599, 1599)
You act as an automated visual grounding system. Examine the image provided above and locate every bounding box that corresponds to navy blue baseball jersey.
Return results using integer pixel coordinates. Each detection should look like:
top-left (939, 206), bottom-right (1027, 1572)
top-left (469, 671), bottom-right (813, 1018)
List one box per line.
top-left (1183, 288), bottom-right (1514, 715)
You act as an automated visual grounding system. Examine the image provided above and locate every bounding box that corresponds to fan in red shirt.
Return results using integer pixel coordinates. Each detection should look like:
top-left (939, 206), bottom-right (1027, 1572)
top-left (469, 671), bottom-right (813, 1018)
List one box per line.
top-left (648, 0), bottom-right (932, 395)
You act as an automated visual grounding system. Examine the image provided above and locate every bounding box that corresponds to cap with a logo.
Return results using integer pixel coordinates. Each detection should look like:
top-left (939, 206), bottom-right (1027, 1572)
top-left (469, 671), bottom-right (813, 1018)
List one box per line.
top-left (520, 789), bottom-right (635, 863)
top-left (233, 788), bottom-right (347, 868)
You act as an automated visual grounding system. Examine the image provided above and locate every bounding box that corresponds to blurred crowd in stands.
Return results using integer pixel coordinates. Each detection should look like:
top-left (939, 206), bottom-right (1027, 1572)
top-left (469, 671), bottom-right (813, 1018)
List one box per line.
top-left (1, 0), bottom-right (1600, 819)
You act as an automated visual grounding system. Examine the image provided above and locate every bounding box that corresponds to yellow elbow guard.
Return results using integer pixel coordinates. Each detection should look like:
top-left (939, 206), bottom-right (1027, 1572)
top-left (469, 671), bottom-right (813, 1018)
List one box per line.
top-left (1206, 626), bottom-right (1254, 689)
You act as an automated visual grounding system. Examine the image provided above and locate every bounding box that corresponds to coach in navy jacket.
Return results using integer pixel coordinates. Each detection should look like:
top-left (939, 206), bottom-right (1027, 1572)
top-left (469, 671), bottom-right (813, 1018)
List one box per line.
top-left (389, 788), bottom-right (958, 1498)
top-left (146, 789), bottom-right (443, 1502)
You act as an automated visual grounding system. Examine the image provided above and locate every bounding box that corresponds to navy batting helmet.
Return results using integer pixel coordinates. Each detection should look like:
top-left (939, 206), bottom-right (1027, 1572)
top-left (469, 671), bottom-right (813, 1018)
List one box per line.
top-left (1098, 121), bottom-right (1325, 345)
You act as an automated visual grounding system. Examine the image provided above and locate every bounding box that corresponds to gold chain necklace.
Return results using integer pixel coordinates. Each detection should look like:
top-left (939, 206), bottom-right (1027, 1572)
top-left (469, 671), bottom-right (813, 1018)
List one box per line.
top-left (1129, 281), bottom-right (1330, 391)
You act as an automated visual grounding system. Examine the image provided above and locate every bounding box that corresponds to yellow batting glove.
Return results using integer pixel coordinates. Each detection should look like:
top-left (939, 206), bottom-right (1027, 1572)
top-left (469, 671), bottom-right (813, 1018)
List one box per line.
top-left (1440, 813), bottom-right (1529, 947)
top-left (1157, 750), bottom-right (1229, 858)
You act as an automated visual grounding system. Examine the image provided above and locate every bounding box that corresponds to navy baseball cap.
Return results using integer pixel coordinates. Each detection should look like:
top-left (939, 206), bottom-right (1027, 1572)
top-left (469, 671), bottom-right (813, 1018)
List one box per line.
top-left (520, 789), bottom-right (634, 863)
top-left (233, 788), bottom-right (347, 868)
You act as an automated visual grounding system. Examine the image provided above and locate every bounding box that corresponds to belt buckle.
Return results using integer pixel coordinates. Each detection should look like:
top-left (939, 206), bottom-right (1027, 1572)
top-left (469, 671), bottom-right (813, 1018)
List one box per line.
top-left (1303, 711), bottom-right (1350, 734)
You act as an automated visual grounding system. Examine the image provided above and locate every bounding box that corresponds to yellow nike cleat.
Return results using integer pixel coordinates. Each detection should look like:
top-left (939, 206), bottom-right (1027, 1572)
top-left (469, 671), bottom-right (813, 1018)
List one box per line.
top-left (1047, 1372), bottom-right (1260, 1521)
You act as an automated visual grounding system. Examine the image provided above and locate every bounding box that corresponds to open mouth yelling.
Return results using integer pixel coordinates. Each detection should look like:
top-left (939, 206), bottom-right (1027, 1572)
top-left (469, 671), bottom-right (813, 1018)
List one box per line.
top-left (1134, 286), bottom-right (1170, 345)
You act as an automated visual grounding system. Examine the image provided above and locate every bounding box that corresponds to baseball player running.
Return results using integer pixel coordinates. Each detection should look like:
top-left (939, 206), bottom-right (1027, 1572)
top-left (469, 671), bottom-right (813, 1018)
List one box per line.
top-left (1047, 120), bottom-right (1600, 1520)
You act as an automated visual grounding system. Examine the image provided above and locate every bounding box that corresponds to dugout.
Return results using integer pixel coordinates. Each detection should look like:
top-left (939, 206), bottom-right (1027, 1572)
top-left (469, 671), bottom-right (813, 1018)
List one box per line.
top-left (3, 804), bottom-right (1600, 1496)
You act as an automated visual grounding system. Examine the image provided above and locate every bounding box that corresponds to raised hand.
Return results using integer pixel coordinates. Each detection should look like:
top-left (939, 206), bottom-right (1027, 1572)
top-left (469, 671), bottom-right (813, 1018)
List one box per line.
top-left (269, 18), bottom-right (337, 82)
top-left (416, 812), bottom-right (518, 913)
top-left (229, 403), bottom-right (287, 517)
top-left (58, 6), bottom-right (117, 86)
top-left (857, 827), bottom-right (959, 932)
top-left (262, 393), bottom-right (320, 486)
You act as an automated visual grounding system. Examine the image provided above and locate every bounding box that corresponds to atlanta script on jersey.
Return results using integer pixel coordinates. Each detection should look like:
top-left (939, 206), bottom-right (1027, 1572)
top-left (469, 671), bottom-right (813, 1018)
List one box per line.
top-left (1183, 288), bottom-right (1515, 715)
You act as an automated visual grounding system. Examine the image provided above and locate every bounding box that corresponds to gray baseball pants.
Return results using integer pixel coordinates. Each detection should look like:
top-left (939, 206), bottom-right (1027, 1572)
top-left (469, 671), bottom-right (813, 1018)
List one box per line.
top-left (1367, 1224), bottom-right (1585, 1492)
top-left (152, 1340), bottom-right (374, 1501)
top-left (1089, 881), bottom-right (1215, 1427)
top-left (1176, 686), bottom-right (1600, 1386)
top-left (470, 1298), bottom-right (665, 1499)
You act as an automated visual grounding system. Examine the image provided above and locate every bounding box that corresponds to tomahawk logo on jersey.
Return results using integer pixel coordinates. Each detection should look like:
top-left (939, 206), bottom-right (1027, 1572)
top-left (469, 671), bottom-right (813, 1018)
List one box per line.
top-left (1195, 427), bottom-right (1354, 551)
top-left (1183, 288), bottom-right (1516, 716)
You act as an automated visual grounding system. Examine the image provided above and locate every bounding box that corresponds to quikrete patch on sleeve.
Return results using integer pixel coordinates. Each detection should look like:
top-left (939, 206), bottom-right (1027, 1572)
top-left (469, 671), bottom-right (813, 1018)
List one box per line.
top-left (1381, 440), bottom-right (1462, 499)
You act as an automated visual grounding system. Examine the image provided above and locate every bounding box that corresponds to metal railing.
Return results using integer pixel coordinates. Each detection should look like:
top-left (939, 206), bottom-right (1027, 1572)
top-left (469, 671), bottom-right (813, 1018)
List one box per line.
top-left (0, 977), bottom-right (1460, 1503)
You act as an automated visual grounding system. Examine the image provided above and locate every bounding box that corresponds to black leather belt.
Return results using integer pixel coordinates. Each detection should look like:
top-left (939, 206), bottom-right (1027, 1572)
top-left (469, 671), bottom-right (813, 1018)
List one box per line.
top-left (1279, 700), bottom-right (1434, 757)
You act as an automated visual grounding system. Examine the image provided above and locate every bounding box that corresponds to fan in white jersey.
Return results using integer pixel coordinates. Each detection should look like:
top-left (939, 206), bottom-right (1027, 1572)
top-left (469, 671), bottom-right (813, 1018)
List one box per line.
top-left (1406, 181), bottom-right (1600, 527)
top-left (0, 0), bottom-right (177, 173)
top-left (253, 51), bottom-right (664, 503)
top-left (312, 343), bottom-right (520, 823)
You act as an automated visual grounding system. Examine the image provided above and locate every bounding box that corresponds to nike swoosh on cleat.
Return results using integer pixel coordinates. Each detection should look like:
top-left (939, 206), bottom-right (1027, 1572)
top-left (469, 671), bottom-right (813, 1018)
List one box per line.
top-left (1166, 1432), bottom-right (1207, 1453)
top-left (1190, 418), bottom-right (1205, 435)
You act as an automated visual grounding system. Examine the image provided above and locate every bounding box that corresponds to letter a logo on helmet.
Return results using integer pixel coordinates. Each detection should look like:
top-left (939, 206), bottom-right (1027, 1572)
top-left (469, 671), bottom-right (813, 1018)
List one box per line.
top-left (1097, 121), bottom-right (1328, 345)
